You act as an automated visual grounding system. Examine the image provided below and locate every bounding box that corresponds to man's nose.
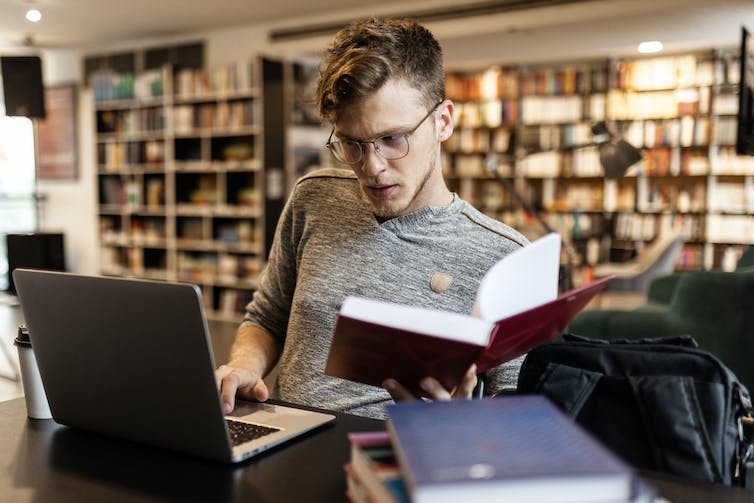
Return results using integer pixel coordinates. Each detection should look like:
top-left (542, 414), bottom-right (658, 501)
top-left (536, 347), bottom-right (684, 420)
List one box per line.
top-left (360, 142), bottom-right (387, 175)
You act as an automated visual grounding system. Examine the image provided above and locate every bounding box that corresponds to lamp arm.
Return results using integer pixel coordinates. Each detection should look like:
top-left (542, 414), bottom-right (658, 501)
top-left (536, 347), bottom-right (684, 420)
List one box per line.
top-left (484, 156), bottom-right (575, 292)
top-left (484, 164), bottom-right (557, 235)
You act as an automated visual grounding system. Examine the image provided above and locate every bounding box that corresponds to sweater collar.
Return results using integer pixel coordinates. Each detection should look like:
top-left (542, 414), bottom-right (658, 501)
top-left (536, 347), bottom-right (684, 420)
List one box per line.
top-left (375, 193), bottom-right (462, 229)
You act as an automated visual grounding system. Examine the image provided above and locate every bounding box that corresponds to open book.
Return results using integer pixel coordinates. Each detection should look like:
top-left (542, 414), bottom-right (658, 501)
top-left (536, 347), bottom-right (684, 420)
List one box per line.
top-left (325, 233), bottom-right (612, 391)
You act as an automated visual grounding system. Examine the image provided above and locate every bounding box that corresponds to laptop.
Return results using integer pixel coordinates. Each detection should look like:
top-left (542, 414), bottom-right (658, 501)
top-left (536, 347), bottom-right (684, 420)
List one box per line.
top-left (12, 268), bottom-right (335, 463)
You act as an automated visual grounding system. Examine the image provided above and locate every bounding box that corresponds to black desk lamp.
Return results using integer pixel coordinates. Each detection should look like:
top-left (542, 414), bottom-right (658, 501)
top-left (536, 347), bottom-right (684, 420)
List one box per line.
top-left (484, 121), bottom-right (643, 292)
top-left (591, 121), bottom-right (643, 180)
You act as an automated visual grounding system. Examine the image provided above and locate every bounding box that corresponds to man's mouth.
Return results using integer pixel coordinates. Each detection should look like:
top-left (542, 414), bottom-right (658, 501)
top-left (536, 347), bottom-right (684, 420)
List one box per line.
top-left (366, 184), bottom-right (398, 199)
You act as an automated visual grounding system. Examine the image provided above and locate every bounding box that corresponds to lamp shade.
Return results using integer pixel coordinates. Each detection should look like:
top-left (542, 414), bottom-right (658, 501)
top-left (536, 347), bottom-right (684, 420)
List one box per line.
top-left (599, 139), bottom-right (643, 180)
top-left (591, 122), bottom-right (642, 180)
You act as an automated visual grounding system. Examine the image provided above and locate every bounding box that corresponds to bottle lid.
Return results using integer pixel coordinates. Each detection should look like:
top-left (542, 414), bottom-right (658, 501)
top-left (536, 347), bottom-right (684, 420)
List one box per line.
top-left (14, 325), bottom-right (31, 347)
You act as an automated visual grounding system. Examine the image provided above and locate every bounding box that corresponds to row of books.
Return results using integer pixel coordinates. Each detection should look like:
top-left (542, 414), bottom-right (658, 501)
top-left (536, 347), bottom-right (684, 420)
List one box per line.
top-left (96, 103), bottom-right (257, 137)
top-left (91, 68), bottom-right (165, 102)
top-left (447, 53), bottom-right (739, 102)
top-left (345, 396), bottom-right (651, 503)
top-left (710, 147), bottom-right (754, 175)
top-left (97, 107), bottom-right (166, 135)
top-left (444, 126), bottom-right (513, 155)
top-left (520, 94), bottom-right (586, 125)
top-left (445, 64), bottom-right (610, 102)
top-left (177, 251), bottom-right (259, 284)
top-left (518, 122), bottom-right (596, 151)
top-left (99, 245), bottom-right (167, 274)
top-left (173, 138), bottom-right (256, 165)
top-left (614, 54), bottom-right (739, 91)
top-left (640, 147), bottom-right (703, 177)
top-left (516, 147), bottom-right (607, 178)
top-left (214, 287), bottom-right (255, 318)
top-left (177, 216), bottom-right (259, 241)
top-left (608, 89), bottom-right (702, 120)
top-left (97, 140), bottom-right (166, 167)
top-left (99, 177), bottom-right (143, 207)
top-left (613, 212), bottom-right (704, 242)
top-left (447, 84), bottom-right (737, 130)
top-left (622, 117), bottom-right (710, 150)
top-left (638, 179), bottom-right (707, 213)
top-left (446, 67), bottom-right (519, 102)
top-left (675, 243), bottom-right (706, 271)
top-left (174, 100), bottom-right (256, 134)
top-left (707, 179), bottom-right (754, 213)
top-left (173, 61), bottom-right (257, 98)
top-left (452, 99), bottom-right (518, 128)
top-left (447, 114), bottom-right (739, 160)
top-left (449, 160), bottom-right (752, 216)
top-left (518, 65), bottom-right (610, 96)
top-left (706, 214), bottom-right (754, 244)
top-left (676, 242), bottom-right (748, 272)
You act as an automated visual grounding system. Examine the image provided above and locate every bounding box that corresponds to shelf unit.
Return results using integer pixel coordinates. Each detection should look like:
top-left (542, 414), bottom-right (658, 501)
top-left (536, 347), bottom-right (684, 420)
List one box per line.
top-left (94, 60), bottom-right (270, 321)
top-left (443, 49), bottom-right (754, 283)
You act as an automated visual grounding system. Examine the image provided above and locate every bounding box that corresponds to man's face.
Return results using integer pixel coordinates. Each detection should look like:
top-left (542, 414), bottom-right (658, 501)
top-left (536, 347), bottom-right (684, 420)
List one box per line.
top-left (332, 79), bottom-right (453, 219)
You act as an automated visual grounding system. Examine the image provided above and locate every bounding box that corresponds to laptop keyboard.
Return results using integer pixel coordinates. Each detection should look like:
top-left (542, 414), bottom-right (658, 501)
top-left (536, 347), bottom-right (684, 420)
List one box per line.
top-left (226, 419), bottom-right (281, 446)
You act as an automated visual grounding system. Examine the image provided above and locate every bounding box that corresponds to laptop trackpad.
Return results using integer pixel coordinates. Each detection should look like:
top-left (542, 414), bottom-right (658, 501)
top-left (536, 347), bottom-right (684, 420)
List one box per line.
top-left (228, 401), bottom-right (333, 430)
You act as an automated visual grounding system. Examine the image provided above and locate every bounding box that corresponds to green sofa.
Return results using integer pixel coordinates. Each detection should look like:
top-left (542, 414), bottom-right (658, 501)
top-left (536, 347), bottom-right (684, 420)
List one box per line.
top-left (569, 251), bottom-right (754, 393)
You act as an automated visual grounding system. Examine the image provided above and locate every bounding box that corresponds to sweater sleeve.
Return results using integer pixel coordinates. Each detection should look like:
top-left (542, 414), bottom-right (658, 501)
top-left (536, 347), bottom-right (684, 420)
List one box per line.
top-left (241, 187), bottom-right (300, 348)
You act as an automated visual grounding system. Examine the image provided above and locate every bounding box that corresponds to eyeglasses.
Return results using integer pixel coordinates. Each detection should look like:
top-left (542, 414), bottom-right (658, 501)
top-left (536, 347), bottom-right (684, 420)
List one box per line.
top-left (326, 101), bottom-right (443, 165)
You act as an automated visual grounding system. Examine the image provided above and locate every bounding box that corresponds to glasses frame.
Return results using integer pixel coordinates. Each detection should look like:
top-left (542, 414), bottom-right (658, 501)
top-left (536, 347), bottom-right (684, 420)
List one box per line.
top-left (325, 101), bottom-right (443, 165)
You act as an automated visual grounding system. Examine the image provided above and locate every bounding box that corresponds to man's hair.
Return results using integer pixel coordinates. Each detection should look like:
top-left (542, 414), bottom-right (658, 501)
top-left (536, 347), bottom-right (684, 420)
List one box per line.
top-left (315, 18), bottom-right (446, 124)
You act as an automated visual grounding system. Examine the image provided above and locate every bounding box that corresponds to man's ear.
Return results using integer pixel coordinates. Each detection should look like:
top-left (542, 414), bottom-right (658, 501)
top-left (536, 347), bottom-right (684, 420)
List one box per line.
top-left (437, 100), bottom-right (454, 142)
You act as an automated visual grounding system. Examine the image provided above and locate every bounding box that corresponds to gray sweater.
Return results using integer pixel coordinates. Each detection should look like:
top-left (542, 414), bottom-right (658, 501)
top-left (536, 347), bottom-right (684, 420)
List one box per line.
top-left (243, 168), bottom-right (529, 419)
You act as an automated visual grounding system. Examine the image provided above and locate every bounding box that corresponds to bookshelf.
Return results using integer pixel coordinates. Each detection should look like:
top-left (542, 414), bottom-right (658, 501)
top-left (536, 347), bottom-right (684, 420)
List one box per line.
top-left (443, 49), bottom-right (754, 282)
top-left (94, 59), bottom-right (271, 321)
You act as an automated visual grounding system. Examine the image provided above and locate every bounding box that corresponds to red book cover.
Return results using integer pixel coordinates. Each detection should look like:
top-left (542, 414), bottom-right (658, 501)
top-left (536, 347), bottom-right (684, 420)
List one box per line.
top-left (324, 233), bottom-right (612, 392)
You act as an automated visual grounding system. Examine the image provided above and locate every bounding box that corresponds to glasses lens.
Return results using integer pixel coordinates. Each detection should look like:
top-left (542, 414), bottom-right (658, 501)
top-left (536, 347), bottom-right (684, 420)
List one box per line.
top-left (330, 140), bottom-right (363, 164)
top-left (375, 135), bottom-right (409, 160)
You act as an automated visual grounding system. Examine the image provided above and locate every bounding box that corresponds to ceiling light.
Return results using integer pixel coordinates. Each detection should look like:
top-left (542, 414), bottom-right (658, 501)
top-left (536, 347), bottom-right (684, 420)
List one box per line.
top-left (26, 9), bottom-right (42, 23)
top-left (637, 41), bottom-right (663, 54)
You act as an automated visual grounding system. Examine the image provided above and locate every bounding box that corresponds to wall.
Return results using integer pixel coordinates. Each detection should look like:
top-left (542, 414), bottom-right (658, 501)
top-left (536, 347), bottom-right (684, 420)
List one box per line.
top-left (33, 48), bottom-right (100, 275)
top-left (33, 1), bottom-right (754, 275)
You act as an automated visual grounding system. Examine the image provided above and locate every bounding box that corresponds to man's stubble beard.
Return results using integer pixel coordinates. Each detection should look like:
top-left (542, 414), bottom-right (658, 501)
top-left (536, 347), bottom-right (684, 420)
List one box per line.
top-left (363, 155), bottom-right (436, 220)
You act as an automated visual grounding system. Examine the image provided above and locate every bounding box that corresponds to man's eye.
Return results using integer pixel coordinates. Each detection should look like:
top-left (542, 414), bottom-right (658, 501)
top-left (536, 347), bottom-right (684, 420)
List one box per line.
top-left (379, 135), bottom-right (405, 148)
top-left (343, 141), bottom-right (362, 153)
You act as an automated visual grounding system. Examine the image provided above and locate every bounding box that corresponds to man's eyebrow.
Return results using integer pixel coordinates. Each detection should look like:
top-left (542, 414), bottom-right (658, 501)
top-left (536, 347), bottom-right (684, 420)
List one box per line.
top-left (334, 125), bottom-right (411, 142)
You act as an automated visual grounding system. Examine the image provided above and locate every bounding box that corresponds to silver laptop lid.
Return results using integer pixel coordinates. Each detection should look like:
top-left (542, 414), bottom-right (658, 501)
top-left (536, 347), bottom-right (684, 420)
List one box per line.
top-left (14, 269), bottom-right (234, 461)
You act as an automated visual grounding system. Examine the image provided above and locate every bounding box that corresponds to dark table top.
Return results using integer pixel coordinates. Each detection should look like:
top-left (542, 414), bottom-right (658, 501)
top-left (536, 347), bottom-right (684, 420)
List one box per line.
top-left (4, 397), bottom-right (754, 503)
top-left (1, 396), bottom-right (382, 503)
top-left (2, 304), bottom-right (754, 502)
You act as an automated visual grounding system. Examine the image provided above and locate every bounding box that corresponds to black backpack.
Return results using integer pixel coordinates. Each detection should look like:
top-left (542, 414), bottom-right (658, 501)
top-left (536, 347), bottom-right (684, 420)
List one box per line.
top-left (517, 334), bottom-right (754, 488)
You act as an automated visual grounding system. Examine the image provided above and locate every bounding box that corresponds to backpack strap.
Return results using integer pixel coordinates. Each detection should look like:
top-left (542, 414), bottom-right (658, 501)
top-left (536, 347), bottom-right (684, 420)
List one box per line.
top-left (535, 362), bottom-right (602, 418)
top-left (629, 375), bottom-right (724, 484)
top-left (734, 384), bottom-right (754, 488)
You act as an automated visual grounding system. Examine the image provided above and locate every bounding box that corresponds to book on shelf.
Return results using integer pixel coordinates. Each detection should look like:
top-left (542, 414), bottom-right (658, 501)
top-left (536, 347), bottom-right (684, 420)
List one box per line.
top-left (345, 431), bottom-right (409, 503)
top-left (385, 395), bottom-right (640, 503)
top-left (324, 233), bottom-right (612, 392)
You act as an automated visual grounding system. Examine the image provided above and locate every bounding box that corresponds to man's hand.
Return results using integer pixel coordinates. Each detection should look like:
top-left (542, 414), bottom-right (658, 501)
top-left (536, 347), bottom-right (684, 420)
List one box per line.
top-left (382, 364), bottom-right (478, 402)
top-left (216, 324), bottom-right (279, 413)
top-left (215, 365), bottom-right (270, 413)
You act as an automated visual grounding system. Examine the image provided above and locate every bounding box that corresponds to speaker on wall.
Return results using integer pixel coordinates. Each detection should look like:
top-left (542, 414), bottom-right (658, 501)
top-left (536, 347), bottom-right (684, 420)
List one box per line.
top-left (1, 55), bottom-right (46, 119)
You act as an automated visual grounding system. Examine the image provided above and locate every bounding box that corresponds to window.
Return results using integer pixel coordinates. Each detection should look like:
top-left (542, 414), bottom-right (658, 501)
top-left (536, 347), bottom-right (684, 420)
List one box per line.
top-left (0, 116), bottom-right (37, 291)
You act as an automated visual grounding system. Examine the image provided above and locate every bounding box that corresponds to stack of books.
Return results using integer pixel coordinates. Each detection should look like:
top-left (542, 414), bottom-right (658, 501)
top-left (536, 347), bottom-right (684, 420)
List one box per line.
top-left (344, 395), bottom-right (658, 503)
top-left (344, 431), bottom-right (409, 503)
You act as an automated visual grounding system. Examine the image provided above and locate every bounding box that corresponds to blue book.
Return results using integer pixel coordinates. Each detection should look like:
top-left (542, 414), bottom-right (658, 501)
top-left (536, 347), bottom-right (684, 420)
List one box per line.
top-left (386, 395), bottom-right (637, 503)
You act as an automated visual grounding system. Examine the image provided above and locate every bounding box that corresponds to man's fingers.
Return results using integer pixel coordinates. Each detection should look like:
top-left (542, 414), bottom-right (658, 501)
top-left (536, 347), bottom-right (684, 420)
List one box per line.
top-left (454, 364), bottom-right (478, 398)
top-left (382, 379), bottom-right (418, 401)
top-left (252, 379), bottom-right (270, 402)
top-left (420, 377), bottom-right (451, 400)
top-left (220, 370), bottom-right (242, 413)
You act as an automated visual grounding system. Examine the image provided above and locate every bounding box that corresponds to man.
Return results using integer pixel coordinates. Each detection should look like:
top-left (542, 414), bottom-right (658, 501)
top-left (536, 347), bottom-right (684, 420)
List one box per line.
top-left (216, 18), bottom-right (528, 419)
